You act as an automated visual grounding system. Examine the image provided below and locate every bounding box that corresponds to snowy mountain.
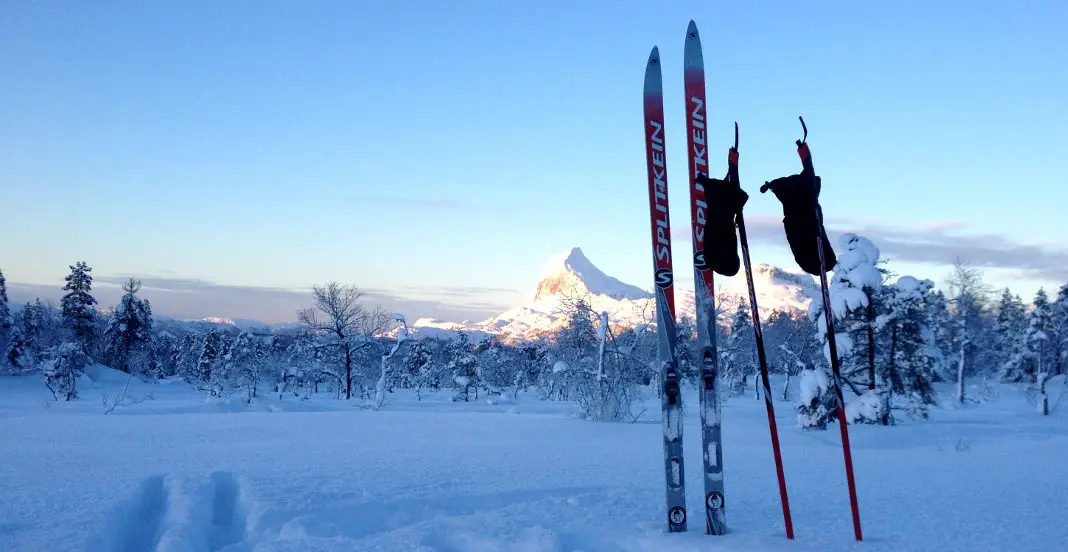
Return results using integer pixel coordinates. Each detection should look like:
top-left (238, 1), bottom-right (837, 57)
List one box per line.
top-left (531, 247), bottom-right (651, 305)
top-left (197, 317), bottom-right (273, 332)
top-left (409, 247), bottom-right (819, 341)
top-left (145, 247), bottom-right (817, 342)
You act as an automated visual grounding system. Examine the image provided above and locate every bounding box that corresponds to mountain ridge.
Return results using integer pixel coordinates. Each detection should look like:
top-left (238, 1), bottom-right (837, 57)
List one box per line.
top-left (139, 247), bottom-right (818, 342)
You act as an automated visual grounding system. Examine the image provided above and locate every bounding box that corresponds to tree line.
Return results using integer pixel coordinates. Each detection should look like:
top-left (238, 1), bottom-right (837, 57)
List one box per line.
top-left (1, 235), bottom-right (1066, 422)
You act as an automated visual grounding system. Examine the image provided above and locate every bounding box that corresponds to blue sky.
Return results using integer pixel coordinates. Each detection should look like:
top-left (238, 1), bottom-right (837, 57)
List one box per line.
top-left (3, 1), bottom-right (1067, 321)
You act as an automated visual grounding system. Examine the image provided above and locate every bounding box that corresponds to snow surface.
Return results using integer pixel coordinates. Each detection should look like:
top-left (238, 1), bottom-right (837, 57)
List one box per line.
top-left (3, 368), bottom-right (1068, 551)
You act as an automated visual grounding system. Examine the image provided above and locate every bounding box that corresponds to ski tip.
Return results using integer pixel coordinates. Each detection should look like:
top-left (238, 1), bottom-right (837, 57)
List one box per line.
top-left (683, 21), bottom-right (702, 69)
top-left (648, 45), bottom-right (660, 65)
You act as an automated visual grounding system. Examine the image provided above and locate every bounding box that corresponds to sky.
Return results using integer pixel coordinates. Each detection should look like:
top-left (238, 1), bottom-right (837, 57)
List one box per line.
top-left (3, 0), bottom-right (1067, 323)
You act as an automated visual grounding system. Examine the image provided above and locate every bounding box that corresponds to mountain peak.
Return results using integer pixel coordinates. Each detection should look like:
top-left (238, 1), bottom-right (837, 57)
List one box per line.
top-left (532, 247), bottom-right (651, 306)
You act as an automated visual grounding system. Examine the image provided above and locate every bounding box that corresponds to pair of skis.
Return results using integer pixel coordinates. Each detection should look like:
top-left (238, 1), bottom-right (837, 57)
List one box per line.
top-left (642, 20), bottom-right (861, 541)
top-left (642, 20), bottom-right (735, 537)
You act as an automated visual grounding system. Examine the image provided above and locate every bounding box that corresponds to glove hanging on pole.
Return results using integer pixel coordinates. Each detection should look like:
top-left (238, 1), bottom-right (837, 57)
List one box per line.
top-left (759, 119), bottom-right (837, 275)
top-left (699, 124), bottom-right (748, 277)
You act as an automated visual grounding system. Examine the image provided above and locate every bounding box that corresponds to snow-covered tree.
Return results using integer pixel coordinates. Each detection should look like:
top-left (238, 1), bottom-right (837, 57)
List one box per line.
top-left (1001, 288), bottom-right (1057, 414)
top-left (1020, 289), bottom-right (1056, 414)
top-left (9, 299), bottom-right (61, 372)
top-left (5, 328), bottom-right (28, 372)
top-left (404, 340), bottom-right (434, 400)
top-left (152, 332), bottom-right (179, 378)
top-left (297, 282), bottom-right (393, 400)
top-left (720, 303), bottom-right (755, 397)
top-left (0, 269), bottom-right (11, 354)
top-left (102, 278), bottom-right (154, 374)
top-left (60, 261), bottom-right (99, 354)
top-left (196, 328), bottom-right (223, 393)
top-left (944, 259), bottom-right (992, 402)
top-left (1051, 283), bottom-right (1068, 376)
top-left (923, 288), bottom-right (954, 382)
top-left (763, 310), bottom-right (820, 400)
top-left (797, 364), bottom-right (837, 429)
top-left (42, 341), bottom-right (90, 401)
top-left (445, 331), bottom-right (478, 401)
top-left (373, 316), bottom-right (408, 409)
top-left (880, 276), bottom-right (938, 420)
top-left (174, 333), bottom-right (202, 382)
top-left (994, 289), bottom-right (1030, 382)
top-left (810, 233), bottom-right (884, 392)
top-left (224, 331), bottom-right (265, 402)
top-left (674, 314), bottom-right (698, 385)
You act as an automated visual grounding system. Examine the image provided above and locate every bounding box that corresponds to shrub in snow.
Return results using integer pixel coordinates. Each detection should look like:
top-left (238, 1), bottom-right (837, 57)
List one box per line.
top-left (42, 342), bottom-right (90, 401)
top-left (797, 365), bottom-right (837, 429)
top-left (846, 385), bottom-right (890, 425)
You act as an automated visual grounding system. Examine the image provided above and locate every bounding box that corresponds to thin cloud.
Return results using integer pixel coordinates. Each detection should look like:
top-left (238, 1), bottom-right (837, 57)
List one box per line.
top-left (729, 218), bottom-right (1068, 283)
top-left (8, 276), bottom-right (512, 324)
top-left (344, 193), bottom-right (476, 211)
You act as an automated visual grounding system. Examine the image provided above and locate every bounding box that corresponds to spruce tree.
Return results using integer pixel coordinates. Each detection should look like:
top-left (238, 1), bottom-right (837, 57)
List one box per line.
top-left (61, 261), bottom-right (98, 352)
top-left (884, 277), bottom-right (938, 418)
top-left (5, 328), bottom-right (27, 370)
top-left (808, 233), bottom-right (884, 392)
top-left (994, 289), bottom-right (1029, 381)
top-left (922, 288), bottom-right (953, 381)
top-left (1051, 283), bottom-right (1068, 375)
top-left (197, 328), bottom-right (223, 394)
top-left (446, 331), bottom-right (478, 401)
top-left (103, 278), bottom-right (154, 374)
top-left (0, 269), bottom-right (11, 368)
top-left (0, 268), bottom-right (11, 330)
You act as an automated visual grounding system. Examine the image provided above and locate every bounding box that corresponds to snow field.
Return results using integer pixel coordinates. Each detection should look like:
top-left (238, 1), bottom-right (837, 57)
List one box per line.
top-left (1, 371), bottom-right (1067, 551)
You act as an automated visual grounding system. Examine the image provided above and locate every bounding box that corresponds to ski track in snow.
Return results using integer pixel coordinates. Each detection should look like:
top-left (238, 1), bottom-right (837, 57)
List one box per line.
top-left (1, 372), bottom-right (1067, 551)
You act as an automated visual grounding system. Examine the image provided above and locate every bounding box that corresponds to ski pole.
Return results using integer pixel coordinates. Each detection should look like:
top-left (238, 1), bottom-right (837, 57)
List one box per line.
top-left (729, 123), bottom-right (795, 540)
top-left (795, 117), bottom-right (863, 541)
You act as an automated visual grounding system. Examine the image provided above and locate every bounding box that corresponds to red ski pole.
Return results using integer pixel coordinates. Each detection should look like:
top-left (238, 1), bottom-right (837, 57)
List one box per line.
top-left (796, 117), bottom-right (863, 541)
top-left (729, 124), bottom-right (795, 540)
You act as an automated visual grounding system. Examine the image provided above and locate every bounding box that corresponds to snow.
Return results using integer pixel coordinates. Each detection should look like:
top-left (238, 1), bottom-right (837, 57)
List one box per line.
top-left (845, 390), bottom-right (884, 423)
top-left (3, 370), bottom-right (1068, 551)
top-left (799, 366), bottom-right (830, 404)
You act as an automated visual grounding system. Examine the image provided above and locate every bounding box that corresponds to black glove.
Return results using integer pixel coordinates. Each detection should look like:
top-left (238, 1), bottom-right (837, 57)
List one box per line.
top-left (760, 173), bottom-right (836, 275)
top-left (698, 174), bottom-right (748, 277)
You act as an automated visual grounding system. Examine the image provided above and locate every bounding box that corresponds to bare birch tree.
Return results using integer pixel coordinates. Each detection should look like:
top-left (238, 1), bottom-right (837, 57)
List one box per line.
top-left (297, 282), bottom-right (393, 400)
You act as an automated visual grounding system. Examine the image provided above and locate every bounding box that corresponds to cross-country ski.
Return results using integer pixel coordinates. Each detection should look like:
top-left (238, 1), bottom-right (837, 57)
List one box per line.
top-left (682, 19), bottom-right (728, 537)
top-left (643, 44), bottom-right (688, 533)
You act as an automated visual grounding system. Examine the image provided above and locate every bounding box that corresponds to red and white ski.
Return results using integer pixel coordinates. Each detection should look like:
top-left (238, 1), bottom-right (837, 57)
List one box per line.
top-left (682, 20), bottom-right (726, 536)
top-left (644, 45), bottom-right (687, 533)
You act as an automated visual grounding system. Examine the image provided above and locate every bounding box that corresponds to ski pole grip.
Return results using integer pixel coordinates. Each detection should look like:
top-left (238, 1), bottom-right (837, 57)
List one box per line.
top-left (796, 116), bottom-right (814, 173)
